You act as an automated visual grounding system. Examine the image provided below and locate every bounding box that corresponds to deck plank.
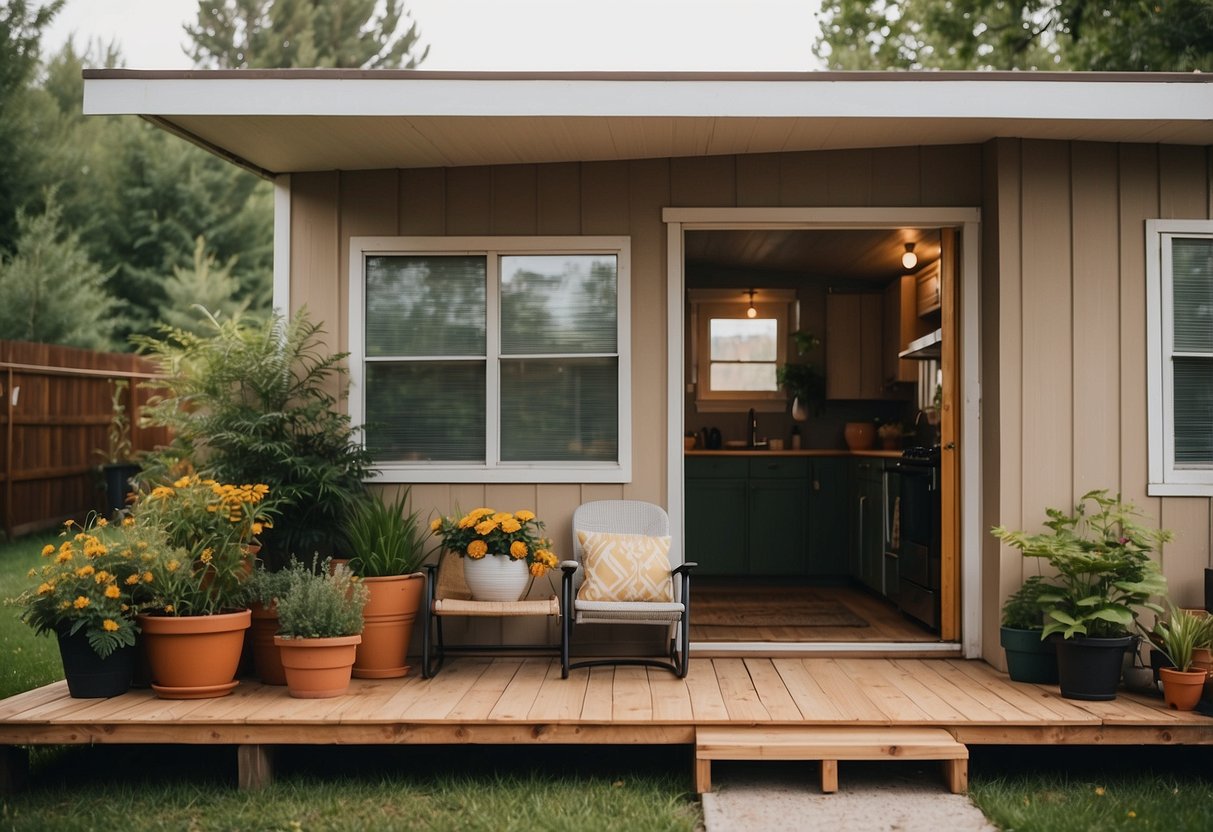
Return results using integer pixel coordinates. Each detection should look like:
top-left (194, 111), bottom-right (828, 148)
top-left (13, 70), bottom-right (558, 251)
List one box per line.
top-left (713, 659), bottom-right (770, 722)
top-left (946, 660), bottom-right (1098, 724)
top-left (402, 659), bottom-right (492, 720)
top-left (612, 666), bottom-right (653, 721)
top-left (835, 659), bottom-right (933, 722)
top-left (648, 668), bottom-right (694, 722)
top-left (0, 682), bottom-right (70, 721)
top-left (446, 659), bottom-right (523, 721)
top-left (580, 666), bottom-right (615, 721)
top-left (529, 662), bottom-right (589, 721)
top-left (743, 659), bottom-right (803, 721)
top-left (799, 659), bottom-right (887, 722)
top-left (770, 658), bottom-right (845, 720)
top-left (683, 661), bottom-right (730, 722)
top-left (488, 658), bottom-right (550, 720)
top-left (917, 661), bottom-right (1037, 723)
top-left (889, 659), bottom-right (1001, 722)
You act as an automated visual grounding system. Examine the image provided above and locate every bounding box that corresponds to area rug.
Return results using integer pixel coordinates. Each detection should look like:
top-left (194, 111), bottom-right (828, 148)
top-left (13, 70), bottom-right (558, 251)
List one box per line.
top-left (693, 599), bottom-right (869, 628)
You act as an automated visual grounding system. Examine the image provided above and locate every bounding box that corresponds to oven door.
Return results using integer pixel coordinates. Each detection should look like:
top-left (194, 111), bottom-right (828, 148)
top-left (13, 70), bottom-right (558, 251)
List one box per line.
top-left (892, 459), bottom-right (940, 630)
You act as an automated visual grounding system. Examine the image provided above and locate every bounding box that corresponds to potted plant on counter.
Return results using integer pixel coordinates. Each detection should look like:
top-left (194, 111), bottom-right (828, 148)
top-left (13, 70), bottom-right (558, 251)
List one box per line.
top-left (998, 575), bottom-right (1058, 684)
top-left (9, 516), bottom-right (145, 698)
top-left (129, 475), bottom-right (275, 699)
top-left (777, 331), bottom-right (824, 422)
top-left (1149, 606), bottom-right (1213, 711)
top-left (992, 490), bottom-right (1169, 701)
top-left (342, 488), bottom-right (427, 678)
top-left (274, 559), bottom-right (368, 699)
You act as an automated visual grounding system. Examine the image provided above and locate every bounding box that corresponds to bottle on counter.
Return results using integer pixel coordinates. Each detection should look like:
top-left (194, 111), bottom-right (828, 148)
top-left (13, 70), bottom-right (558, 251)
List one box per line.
top-left (790, 425), bottom-right (801, 450)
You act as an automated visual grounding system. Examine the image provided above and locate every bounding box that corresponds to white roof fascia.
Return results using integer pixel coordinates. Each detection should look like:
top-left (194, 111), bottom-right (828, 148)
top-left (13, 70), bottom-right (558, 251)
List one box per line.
top-left (84, 76), bottom-right (1213, 124)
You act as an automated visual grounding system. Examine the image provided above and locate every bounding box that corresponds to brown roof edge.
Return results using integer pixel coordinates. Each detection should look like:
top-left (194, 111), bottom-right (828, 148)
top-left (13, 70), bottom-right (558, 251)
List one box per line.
top-left (82, 68), bottom-right (1213, 83)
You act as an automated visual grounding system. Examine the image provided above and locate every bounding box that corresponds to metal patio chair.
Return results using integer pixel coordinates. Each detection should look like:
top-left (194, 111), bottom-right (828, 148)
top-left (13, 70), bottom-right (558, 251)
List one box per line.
top-left (560, 500), bottom-right (695, 678)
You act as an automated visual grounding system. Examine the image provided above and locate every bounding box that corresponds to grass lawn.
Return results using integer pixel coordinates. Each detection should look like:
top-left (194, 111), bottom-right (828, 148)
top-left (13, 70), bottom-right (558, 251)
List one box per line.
top-left (0, 531), bottom-right (64, 700)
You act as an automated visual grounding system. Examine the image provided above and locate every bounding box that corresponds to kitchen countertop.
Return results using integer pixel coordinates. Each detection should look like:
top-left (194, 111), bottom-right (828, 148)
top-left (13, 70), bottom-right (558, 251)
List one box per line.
top-left (685, 449), bottom-right (903, 459)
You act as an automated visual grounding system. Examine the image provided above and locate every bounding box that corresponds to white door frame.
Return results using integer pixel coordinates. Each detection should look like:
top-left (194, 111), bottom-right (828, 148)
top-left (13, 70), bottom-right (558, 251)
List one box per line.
top-left (664, 207), bottom-right (983, 659)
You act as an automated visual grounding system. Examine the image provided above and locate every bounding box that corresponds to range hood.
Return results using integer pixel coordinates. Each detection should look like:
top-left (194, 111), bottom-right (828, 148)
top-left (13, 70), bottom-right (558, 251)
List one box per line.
top-left (899, 329), bottom-right (942, 360)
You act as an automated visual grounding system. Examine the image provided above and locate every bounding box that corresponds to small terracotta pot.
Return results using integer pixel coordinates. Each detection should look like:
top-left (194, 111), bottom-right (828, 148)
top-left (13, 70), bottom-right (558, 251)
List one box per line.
top-left (353, 573), bottom-right (424, 679)
top-left (136, 609), bottom-right (251, 699)
top-left (275, 634), bottom-right (361, 698)
top-left (249, 602), bottom-right (287, 685)
top-left (844, 422), bottom-right (875, 451)
top-left (1159, 666), bottom-right (1206, 711)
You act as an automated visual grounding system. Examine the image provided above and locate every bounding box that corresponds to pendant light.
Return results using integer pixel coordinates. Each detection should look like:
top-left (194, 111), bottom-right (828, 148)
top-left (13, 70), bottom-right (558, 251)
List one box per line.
top-left (745, 289), bottom-right (757, 318)
top-left (902, 243), bottom-right (918, 270)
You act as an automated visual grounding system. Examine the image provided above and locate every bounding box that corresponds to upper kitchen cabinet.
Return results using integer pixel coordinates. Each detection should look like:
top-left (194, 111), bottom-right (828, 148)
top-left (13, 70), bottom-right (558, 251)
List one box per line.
top-left (914, 261), bottom-right (942, 317)
top-left (883, 275), bottom-right (935, 385)
top-left (826, 291), bottom-right (884, 399)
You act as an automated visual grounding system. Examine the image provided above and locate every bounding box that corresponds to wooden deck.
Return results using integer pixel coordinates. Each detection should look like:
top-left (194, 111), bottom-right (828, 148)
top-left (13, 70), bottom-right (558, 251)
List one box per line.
top-left (2, 658), bottom-right (1210, 790)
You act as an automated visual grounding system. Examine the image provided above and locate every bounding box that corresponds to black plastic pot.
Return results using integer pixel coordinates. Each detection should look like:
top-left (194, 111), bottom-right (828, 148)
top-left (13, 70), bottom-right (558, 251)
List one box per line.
top-left (1000, 626), bottom-right (1058, 684)
top-left (1055, 634), bottom-right (1133, 701)
top-left (102, 463), bottom-right (140, 518)
top-left (56, 629), bottom-right (135, 698)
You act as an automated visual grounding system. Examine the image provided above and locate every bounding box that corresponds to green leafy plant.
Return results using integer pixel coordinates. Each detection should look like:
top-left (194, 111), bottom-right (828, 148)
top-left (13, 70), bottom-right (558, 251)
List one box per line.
top-left (136, 308), bottom-right (375, 564)
top-left (8, 516), bottom-right (148, 657)
top-left (97, 379), bottom-right (134, 465)
top-left (776, 330), bottom-right (825, 407)
top-left (275, 560), bottom-right (368, 640)
top-left (1150, 606), bottom-right (1213, 672)
top-left (343, 488), bottom-right (427, 578)
top-left (991, 490), bottom-right (1170, 639)
top-left (1000, 574), bottom-right (1052, 631)
top-left (248, 560), bottom-right (296, 608)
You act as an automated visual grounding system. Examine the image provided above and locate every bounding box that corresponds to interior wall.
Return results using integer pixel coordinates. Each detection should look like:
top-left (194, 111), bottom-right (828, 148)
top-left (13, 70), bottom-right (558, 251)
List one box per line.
top-left (982, 139), bottom-right (1213, 667)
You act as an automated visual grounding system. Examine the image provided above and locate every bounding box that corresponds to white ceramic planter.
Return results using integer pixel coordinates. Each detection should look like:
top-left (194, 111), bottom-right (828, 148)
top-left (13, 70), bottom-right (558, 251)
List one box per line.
top-left (463, 555), bottom-right (531, 601)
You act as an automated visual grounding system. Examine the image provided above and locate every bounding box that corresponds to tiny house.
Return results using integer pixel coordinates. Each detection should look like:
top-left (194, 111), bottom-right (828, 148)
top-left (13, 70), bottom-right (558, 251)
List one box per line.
top-left (84, 69), bottom-right (1213, 665)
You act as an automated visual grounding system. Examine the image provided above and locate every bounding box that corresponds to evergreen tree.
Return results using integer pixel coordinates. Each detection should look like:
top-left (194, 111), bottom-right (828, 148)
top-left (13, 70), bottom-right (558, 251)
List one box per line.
top-left (814, 0), bottom-right (1213, 71)
top-left (185, 0), bottom-right (429, 69)
top-left (161, 236), bottom-right (251, 335)
top-left (0, 191), bottom-right (118, 350)
top-left (0, 0), bottom-right (63, 252)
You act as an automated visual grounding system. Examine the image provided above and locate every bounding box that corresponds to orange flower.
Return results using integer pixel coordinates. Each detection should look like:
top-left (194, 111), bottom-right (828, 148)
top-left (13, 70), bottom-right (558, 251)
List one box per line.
top-left (73, 596), bottom-right (90, 609)
top-left (509, 541), bottom-right (528, 559)
top-left (514, 510), bottom-right (536, 522)
top-left (102, 619), bottom-right (119, 632)
top-left (104, 584), bottom-right (121, 599)
top-left (466, 540), bottom-right (488, 558)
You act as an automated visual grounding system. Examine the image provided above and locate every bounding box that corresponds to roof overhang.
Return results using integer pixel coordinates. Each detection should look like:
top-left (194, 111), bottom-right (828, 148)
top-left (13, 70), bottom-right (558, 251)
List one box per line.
top-left (82, 69), bottom-right (1213, 178)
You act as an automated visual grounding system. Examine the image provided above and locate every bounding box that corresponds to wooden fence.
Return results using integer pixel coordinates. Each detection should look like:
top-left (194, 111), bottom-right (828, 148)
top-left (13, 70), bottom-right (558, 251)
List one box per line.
top-left (0, 340), bottom-right (169, 539)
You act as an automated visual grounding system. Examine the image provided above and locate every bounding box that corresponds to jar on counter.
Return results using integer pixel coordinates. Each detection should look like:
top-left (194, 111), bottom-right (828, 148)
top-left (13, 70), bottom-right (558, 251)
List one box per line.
top-left (790, 425), bottom-right (801, 450)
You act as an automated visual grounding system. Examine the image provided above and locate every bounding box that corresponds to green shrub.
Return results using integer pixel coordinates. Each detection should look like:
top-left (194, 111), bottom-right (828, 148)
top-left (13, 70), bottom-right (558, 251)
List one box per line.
top-left (275, 560), bottom-right (368, 639)
top-left (343, 488), bottom-right (427, 578)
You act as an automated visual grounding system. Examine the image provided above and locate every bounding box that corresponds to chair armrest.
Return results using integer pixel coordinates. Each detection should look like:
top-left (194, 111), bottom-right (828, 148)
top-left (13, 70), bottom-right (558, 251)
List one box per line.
top-left (560, 560), bottom-right (579, 572)
top-left (671, 562), bottom-right (697, 576)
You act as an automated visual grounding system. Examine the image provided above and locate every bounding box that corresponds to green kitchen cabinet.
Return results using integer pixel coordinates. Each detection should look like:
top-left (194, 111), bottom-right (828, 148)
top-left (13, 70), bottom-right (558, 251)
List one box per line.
top-left (685, 458), bottom-right (749, 575)
top-left (748, 457), bottom-right (809, 575)
top-left (807, 457), bottom-right (850, 576)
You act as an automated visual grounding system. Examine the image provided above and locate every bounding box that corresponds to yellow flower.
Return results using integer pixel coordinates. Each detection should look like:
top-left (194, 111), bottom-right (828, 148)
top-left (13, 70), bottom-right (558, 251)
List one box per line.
top-left (142, 571), bottom-right (154, 583)
top-left (73, 596), bottom-right (90, 609)
top-left (26, 568), bottom-right (36, 578)
top-left (102, 619), bottom-right (119, 632)
top-left (530, 562), bottom-right (547, 577)
top-left (75, 565), bottom-right (96, 577)
top-left (173, 476), bottom-right (193, 489)
top-left (474, 519), bottom-right (498, 536)
top-left (500, 518), bottom-right (522, 534)
top-left (200, 548), bottom-right (214, 564)
top-left (509, 541), bottom-right (528, 559)
top-left (163, 604), bottom-right (174, 613)
top-left (122, 517), bottom-right (135, 527)
top-left (93, 571), bottom-right (111, 584)
top-left (166, 559), bottom-right (180, 572)
top-left (430, 518), bottom-right (442, 532)
top-left (41, 544), bottom-right (55, 557)
top-left (251, 522), bottom-right (263, 536)
top-left (470, 507), bottom-right (495, 519)
top-left (1095, 787), bottom-right (1106, 796)
top-left (466, 540), bottom-right (488, 558)
top-left (150, 485), bottom-right (175, 500)
top-left (125, 574), bottom-right (140, 586)
top-left (37, 582), bottom-right (54, 595)
top-left (55, 550), bottom-right (73, 564)
top-left (96, 517), bottom-right (108, 527)
top-left (104, 584), bottom-right (121, 599)
top-left (515, 510), bottom-right (535, 522)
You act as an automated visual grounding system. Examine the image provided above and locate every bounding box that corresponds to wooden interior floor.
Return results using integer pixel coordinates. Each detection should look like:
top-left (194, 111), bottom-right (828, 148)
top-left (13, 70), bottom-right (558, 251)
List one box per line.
top-left (691, 581), bottom-right (937, 643)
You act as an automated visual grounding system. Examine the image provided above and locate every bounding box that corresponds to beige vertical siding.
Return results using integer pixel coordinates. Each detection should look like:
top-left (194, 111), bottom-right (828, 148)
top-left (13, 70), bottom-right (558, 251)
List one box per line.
top-left (983, 139), bottom-right (1213, 665)
top-left (289, 145), bottom-right (991, 649)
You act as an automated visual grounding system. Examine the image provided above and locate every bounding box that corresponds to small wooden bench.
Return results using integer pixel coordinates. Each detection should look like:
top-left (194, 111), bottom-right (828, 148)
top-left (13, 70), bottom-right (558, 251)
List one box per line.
top-left (695, 726), bottom-right (968, 795)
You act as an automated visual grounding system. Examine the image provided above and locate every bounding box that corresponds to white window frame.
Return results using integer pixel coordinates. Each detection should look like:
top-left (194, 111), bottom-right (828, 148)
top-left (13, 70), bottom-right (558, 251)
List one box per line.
top-left (1146, 219), bottom-right (1213, 496)
top-left (349, 236), bottom-right (632, 484)
top-left (689, 288), bottom-right (796, 413)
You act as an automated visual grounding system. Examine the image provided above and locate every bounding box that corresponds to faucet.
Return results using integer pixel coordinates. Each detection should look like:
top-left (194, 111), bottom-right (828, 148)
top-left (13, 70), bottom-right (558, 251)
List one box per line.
top-left (748, 408), bottom-right (757, 448)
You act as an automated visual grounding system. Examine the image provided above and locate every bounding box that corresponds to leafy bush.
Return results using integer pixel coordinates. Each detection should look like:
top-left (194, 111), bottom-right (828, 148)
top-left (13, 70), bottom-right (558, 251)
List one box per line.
top-left (275, 560), bottom-right (368, 640)
top-left (137, 309), bottom-right (374, 564)
top-left (343, 488), bottom-right (427, 578)
top-left (1001, 574), bottom-right (1051, 630)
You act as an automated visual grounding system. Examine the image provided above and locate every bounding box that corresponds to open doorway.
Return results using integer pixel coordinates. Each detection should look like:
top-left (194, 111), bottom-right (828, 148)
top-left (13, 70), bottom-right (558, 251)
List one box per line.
top-left (675, 220), bottom-right (965, 651)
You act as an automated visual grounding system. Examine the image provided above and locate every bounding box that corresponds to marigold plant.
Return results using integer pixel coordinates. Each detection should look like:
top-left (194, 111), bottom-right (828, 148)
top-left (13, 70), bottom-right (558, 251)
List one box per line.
top-left (430, 508), bottom-right (559, 577)
top-left (8, 516), bottom-right (164, 657)
top-left (126, 475), bottom-right (275, 615)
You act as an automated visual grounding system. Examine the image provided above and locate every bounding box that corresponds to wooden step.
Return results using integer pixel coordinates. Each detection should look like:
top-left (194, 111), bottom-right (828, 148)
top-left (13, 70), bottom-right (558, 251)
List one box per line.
top-left (695, 726), bottom-right (968, 795)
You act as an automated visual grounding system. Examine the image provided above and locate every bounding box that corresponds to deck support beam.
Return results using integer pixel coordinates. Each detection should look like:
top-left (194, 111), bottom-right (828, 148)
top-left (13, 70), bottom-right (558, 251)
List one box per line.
top-left (237, 744), bottom-right (274, 791)
top-left (1, 746), bottom-right (29, 795)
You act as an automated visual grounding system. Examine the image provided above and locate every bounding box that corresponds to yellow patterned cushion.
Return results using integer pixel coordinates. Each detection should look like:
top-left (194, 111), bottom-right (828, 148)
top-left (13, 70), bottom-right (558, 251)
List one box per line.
top-left (576, 531), bottom-right (673, 603)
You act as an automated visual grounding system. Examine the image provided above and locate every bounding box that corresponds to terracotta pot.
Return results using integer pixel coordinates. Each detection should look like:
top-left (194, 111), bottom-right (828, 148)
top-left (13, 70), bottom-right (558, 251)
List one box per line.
top-left (275, 634), bottom-right (361, 698)
top-left (844, 422), bottom-right (875, 451)
top-left (352, 573), bottom-right (424, 679)
top-left (249, 602), bottom-right (287, 685)
top-left (136, 609), bottom-right (251, 699)
top-left (463, 555), bottom-right (531, 602)
top-left (1159, 666), bottom-right (1207, 711)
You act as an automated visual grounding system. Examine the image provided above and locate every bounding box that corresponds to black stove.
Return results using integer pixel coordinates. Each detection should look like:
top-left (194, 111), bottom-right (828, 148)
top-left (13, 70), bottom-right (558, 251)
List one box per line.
top-left (890, 445), bottom-right (941, 630)
top-left (900, 445), bottom-right (941, 463)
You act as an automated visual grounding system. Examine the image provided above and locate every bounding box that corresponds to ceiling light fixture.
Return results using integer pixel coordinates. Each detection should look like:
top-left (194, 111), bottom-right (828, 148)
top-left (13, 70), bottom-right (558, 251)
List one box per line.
top-left (902, 243), bottom-right (918, 270)
top-left (745, 289), bottom-right (758, 318)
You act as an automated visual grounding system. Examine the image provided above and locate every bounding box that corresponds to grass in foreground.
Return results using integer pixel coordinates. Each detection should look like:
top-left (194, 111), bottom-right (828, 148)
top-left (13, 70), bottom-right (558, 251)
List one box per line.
top-left (0, 532), bottom-right (64, 700)
top-left (1, 744), bottom-right (700, 832)
top-left (970, 746), bottom-right (1213, 832)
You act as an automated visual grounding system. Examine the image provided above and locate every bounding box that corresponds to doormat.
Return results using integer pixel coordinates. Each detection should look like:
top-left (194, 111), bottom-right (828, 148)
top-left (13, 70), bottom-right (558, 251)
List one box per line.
top-left (693, 599), bottom-right (869, 628)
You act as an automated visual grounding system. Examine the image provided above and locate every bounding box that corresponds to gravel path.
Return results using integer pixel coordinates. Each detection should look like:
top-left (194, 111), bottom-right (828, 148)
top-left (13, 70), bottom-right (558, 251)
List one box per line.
top-left (701, 760), bottom-right (997, 832)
